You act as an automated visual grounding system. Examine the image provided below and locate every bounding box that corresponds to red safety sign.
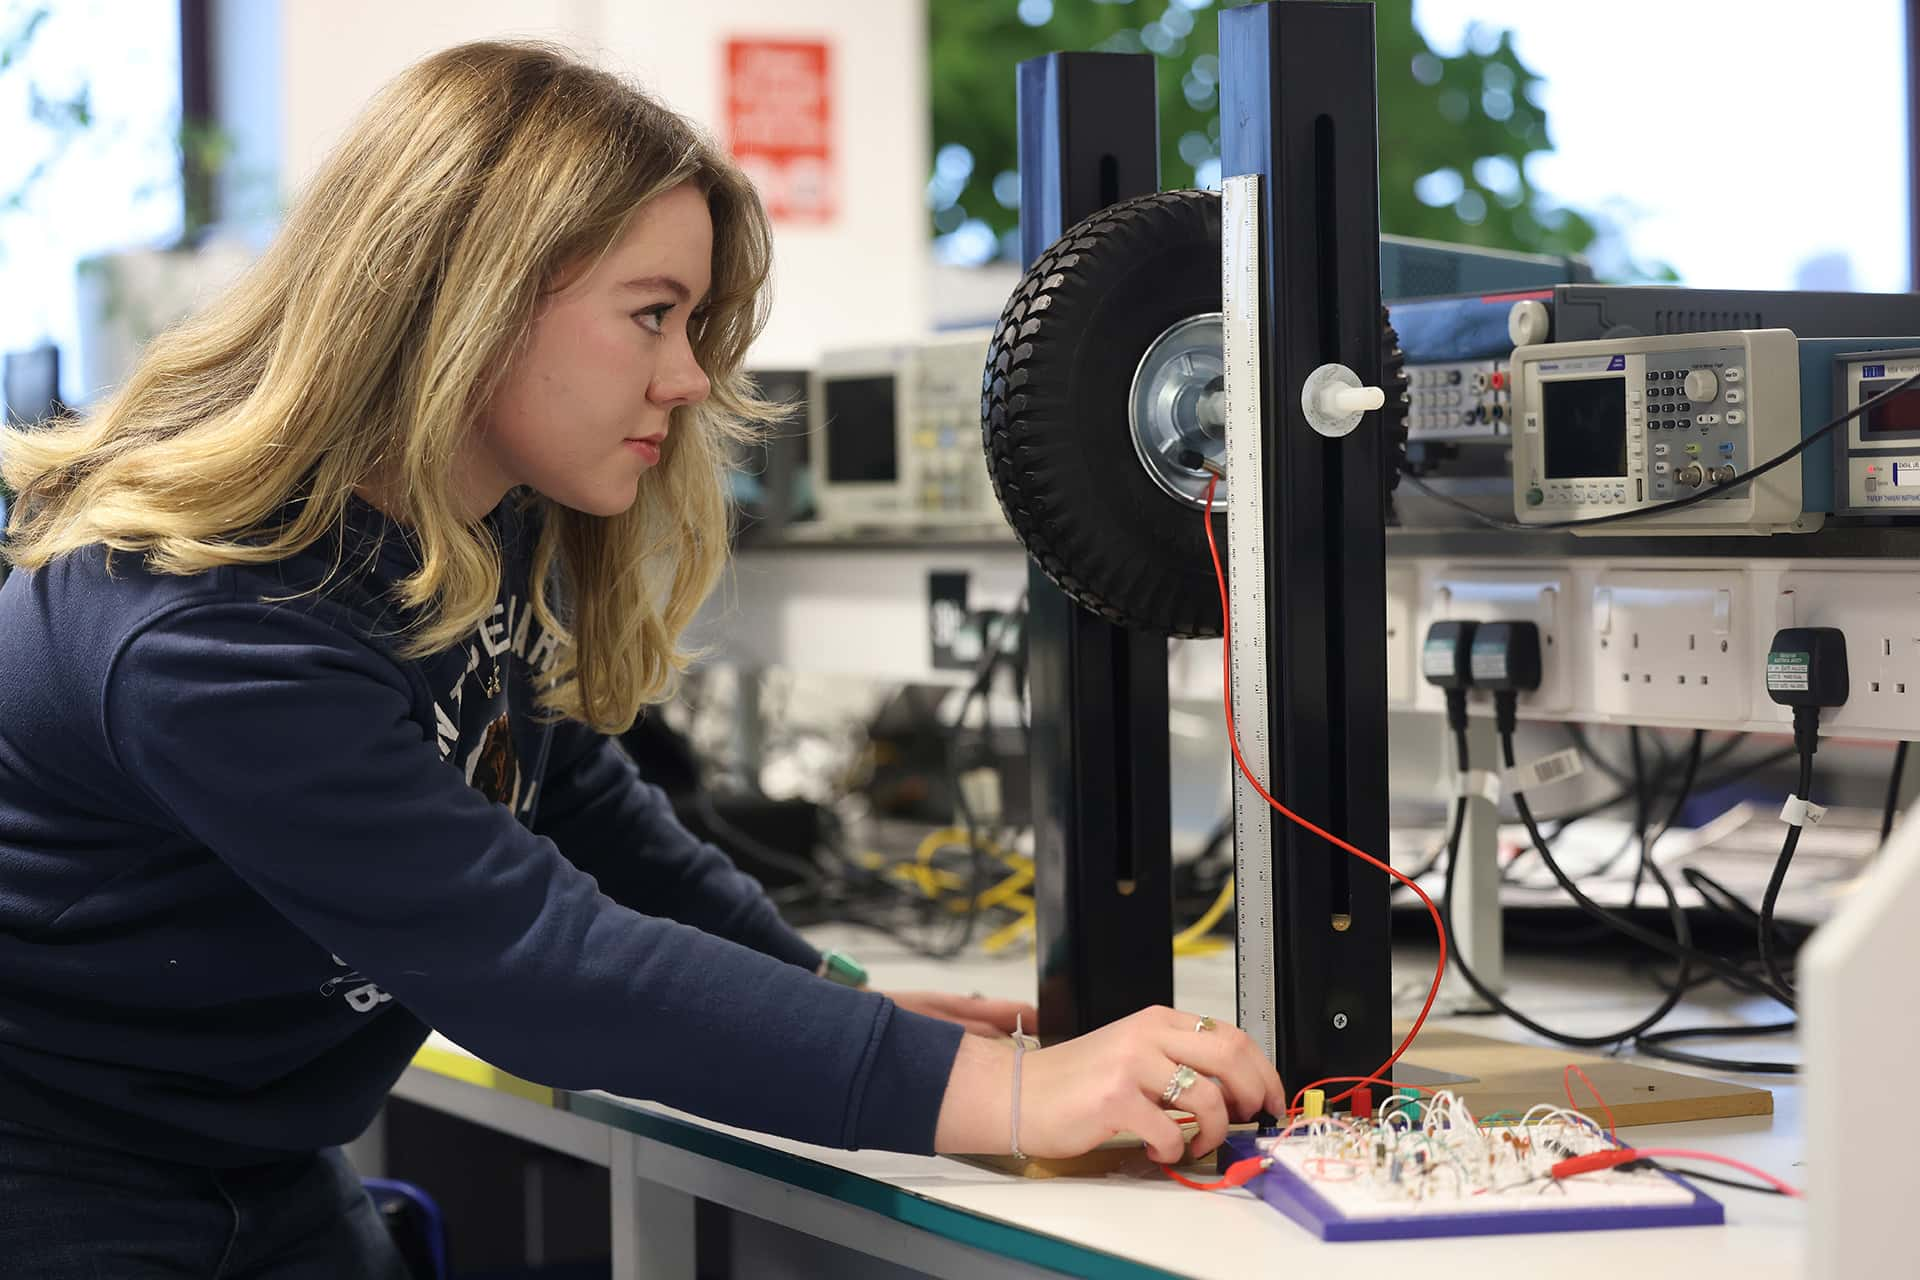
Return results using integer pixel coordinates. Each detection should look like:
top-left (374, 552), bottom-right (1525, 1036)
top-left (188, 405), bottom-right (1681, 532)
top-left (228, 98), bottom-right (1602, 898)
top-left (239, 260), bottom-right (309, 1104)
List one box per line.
top-left (725, 39), bottom-right (835, 223)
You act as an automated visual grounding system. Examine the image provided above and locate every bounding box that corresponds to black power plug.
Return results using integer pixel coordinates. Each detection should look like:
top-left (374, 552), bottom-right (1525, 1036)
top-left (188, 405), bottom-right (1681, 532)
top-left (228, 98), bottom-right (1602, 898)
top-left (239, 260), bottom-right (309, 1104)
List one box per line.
top-left (1468, 621), bottom-right (1543, 737)
top-left (1758, 626), bottom-right (1850, 1001)
top-left (1422, 620), bottom-right (1478, 735)
top-left (1765, 627), bottom-right (1850, 755)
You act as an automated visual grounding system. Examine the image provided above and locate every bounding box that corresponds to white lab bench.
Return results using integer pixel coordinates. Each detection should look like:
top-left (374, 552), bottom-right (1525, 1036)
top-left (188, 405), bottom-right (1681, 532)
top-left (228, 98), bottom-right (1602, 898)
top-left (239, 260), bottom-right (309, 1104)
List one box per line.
top-left (424, 526), bottom-right (1832, 1275)
top-left (388, 926), bottom-right (1807, 1280)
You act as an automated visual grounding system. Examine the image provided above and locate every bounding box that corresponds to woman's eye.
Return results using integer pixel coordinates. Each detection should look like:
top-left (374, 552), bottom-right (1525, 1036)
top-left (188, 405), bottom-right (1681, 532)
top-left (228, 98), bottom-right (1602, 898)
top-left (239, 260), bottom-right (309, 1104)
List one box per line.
top-left (636, 305), bottom-right (673, 334)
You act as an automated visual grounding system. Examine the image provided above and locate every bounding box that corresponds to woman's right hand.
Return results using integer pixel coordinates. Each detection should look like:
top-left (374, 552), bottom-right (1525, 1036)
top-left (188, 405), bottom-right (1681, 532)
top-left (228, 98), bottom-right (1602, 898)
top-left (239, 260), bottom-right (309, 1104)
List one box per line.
top-left (931, 1006), bottom-right (1286, 1164)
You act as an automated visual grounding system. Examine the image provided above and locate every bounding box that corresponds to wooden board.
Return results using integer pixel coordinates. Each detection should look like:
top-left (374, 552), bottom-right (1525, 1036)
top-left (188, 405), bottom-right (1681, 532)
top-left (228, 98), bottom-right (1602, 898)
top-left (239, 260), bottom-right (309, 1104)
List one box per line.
top-left (1389, 1024), bottom-right (1774, 1128)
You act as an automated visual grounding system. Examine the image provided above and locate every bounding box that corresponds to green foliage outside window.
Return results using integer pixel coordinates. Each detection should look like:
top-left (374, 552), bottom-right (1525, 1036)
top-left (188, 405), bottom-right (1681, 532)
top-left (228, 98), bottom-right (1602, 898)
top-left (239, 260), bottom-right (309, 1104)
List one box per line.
top-left (930, 0), bottom-right (1663, 277)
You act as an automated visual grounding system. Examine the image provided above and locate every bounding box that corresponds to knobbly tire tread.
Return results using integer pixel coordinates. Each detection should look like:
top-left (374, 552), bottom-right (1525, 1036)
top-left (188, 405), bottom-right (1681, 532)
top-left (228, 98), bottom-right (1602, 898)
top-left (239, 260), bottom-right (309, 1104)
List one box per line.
top-left (981, 189), bottom-right (1409, 637)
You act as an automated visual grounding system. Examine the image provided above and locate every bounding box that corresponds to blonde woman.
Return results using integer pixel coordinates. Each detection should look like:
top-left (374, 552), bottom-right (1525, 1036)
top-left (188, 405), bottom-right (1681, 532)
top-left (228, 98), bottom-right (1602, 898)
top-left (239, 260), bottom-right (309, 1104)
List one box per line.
top-left (0, 41), bottom-right (1282, 1275)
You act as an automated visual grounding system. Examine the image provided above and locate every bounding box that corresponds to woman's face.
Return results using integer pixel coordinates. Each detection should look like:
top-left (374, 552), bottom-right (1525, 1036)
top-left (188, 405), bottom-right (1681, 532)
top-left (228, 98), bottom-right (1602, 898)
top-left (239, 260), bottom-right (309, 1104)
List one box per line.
top-left (466, 181), bottom-right (714, 518)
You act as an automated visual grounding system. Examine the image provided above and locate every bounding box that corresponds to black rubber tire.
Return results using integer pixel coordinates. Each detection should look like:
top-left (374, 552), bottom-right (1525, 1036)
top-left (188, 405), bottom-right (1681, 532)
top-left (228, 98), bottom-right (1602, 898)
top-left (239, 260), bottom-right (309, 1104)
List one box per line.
top-left (1381, 307), bottom-right (1410, 498)
top-left (982, 190), bottom-right (1229, 638)
top-left (981, 190), bottom-right (1413, 637)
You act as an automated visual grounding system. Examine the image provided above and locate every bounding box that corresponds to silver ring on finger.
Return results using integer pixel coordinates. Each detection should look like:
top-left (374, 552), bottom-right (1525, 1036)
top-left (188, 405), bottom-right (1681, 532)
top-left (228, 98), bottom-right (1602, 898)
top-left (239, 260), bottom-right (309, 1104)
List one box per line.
top-left (1194, 1015), bottom-right (1216, 1033)
top-left (1161, 1063), bottom-right (1200, 1106)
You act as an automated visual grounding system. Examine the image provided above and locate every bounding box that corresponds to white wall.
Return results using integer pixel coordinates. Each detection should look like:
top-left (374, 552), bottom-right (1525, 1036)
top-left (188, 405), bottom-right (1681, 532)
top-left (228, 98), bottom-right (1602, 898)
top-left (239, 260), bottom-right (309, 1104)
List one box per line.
top-left (270, 0), bottom-right (927, 370)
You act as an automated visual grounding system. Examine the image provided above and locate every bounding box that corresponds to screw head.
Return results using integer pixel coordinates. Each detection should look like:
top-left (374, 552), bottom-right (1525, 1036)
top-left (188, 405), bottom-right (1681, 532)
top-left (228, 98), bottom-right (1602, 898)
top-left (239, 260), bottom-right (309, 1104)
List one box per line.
top-left (1333, 1012), bottom-right (1349, 1029)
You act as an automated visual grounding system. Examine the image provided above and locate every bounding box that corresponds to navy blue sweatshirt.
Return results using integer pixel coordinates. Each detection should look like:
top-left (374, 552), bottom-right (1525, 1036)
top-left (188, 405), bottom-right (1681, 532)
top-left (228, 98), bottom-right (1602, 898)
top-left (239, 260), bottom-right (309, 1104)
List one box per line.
top-left (0, 495), bottom-right (962, 1166)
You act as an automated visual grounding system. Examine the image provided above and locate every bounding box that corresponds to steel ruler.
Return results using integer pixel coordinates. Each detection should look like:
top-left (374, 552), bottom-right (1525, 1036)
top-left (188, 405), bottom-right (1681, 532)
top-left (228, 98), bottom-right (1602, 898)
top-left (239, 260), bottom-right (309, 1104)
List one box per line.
top-left (1222, 173), bottom-right (1278, 1064)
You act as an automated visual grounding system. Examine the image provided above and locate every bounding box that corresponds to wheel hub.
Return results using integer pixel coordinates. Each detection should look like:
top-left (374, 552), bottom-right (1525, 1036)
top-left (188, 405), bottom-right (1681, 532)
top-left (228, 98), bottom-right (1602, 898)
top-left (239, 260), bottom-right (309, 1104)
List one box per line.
top-left (1129, 312), bottom-right (1227, 510)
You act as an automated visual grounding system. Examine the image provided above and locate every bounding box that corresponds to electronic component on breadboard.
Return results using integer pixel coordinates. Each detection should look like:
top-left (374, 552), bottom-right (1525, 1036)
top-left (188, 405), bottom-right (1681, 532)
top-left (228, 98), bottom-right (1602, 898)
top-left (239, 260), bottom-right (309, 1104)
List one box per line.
top-left (1219, 1090), bottom-right (1722, 1242)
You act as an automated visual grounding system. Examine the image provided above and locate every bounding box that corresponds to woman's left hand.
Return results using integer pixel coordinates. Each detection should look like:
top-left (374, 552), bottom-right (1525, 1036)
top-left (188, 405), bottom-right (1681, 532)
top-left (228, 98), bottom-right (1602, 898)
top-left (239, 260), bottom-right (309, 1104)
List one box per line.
top-left (883, 990), bottom-right (1039, 1039)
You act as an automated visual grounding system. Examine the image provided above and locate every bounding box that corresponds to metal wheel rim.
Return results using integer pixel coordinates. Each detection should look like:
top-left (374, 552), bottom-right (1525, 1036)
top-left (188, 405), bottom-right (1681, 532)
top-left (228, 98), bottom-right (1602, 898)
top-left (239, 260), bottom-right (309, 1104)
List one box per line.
top-left (1128, 312), bottom-right (1228, 510)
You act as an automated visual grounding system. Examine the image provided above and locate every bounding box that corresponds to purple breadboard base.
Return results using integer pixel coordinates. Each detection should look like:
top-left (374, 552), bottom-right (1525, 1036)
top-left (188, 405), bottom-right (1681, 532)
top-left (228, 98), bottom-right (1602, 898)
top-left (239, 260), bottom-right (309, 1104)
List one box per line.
top-left (1221, 1134), bottom-right (1723, 1242)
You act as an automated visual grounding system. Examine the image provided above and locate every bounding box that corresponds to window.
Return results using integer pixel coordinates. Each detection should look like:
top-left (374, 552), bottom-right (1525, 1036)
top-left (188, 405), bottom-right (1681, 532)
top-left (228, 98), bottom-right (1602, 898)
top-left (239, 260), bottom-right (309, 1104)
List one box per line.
top-left (0, 1), bottom-right (183, 407)
top-left (1414, 0), bottom-right (1910, 289)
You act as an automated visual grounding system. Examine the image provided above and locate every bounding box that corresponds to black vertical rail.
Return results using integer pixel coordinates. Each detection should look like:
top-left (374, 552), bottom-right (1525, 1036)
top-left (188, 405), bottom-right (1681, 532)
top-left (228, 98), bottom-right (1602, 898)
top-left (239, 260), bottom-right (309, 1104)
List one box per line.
top-left (178, 0), bottom-right (217, 238)
top-left (1217, 4), bottom-right (1392, 1095)
top-left (1909, 0), bottom-right (1920, 288)
top-left (1015, 53), bottom-right (1175, 1038)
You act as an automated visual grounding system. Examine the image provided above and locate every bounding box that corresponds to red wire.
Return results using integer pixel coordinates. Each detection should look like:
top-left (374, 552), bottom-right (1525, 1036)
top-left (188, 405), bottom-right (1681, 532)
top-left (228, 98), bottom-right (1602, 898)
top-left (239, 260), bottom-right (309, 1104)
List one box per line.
top-left (1562, 1063), bottom-right (1617, 1138)
top-left (1165, 1156), bottom-right (1272, 1192)
top-left (1287, 1075), bottom-right (1432, 1117)
top-left (1550, 1148), bottom-right (1641, 1178)
top-left (1201, 475), bottom-right (1448, 1111)
top-left (1552, 1147), bottom-right (1804, 1198)
top-left (1184, 484), bottom-right (1795, 1203)
top-left (1629, 1148), bottom-right (1804, 1198)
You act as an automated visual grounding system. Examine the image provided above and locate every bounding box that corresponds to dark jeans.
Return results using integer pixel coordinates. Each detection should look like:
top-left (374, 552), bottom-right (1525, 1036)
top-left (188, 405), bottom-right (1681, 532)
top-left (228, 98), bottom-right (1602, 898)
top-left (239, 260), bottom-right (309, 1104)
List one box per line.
top-left (0, 1116), bottom-right (413, 1279)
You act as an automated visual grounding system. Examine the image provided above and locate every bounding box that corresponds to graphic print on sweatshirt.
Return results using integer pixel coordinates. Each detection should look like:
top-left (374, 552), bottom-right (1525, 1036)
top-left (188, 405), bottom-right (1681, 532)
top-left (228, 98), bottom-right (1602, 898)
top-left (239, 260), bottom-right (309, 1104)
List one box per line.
top-left (433, 588), bottom-right (562, 819)
top-left (322, 954), bottom-right (392, 1013)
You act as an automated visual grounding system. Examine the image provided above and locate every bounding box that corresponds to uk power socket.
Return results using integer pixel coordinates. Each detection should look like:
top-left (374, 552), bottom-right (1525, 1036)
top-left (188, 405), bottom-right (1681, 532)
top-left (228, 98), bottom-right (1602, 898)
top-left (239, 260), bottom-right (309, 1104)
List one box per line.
top-left (1773, 572), bottom-right (1920, 737)
top-left (1419, 568), bottom-right (1572, 715)
top-left (1590, 570), bottom-right (1749, 726)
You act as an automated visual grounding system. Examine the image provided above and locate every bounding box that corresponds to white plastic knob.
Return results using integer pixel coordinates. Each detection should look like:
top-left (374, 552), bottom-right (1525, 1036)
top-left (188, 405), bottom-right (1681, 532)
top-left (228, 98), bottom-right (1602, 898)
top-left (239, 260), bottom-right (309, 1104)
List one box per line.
top-left (1684, 369), bottom-right (1720, 403)
top-left (1300, 363), bottom-right (1383, 439)
top-left (1320, 385), bottom-right (1386, 416)
top-left (1508, 299), bottom-right (1551, 347)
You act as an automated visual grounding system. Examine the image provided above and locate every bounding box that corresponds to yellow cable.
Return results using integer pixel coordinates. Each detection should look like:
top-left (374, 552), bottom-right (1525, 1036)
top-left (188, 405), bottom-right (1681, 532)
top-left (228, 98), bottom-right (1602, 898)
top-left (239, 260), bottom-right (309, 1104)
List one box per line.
top-left (1172, 875), bottom-right (1234, 957)
top-left (981, 909), bottom-right (1035, 953)
top-left (854, 828), bottom-right (1038, 949)
top-left (967, 864), bottom-right (1033, 912)
top-left (912, 827), bottom-right (1029, 908)
top-left (913, 826), bottom-right (980, 865)
top-left (879, 835), bottom-right (1226, 955)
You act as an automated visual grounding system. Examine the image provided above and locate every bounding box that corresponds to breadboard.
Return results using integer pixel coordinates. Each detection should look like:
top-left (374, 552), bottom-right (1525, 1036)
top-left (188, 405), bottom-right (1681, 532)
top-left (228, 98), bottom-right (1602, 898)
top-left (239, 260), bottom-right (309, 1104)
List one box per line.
top-left (1221, 1049), bottom-right (1744, 1242)
top-left (1222, 1130), bottom-right (1721, 1242)
top-left (958, 1025), bottom-right (1765, 1186)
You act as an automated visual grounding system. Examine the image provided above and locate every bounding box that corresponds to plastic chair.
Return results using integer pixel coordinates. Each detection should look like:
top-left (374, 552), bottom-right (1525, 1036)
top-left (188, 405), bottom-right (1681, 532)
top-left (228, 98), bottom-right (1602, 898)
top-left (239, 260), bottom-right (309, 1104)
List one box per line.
top-left (363, 1176), bottom-right (449, 1280)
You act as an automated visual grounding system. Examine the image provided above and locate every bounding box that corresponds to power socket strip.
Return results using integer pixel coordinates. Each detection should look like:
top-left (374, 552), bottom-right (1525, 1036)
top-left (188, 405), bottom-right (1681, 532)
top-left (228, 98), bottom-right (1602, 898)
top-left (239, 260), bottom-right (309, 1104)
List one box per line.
top-left (1590, 570), bottom-right (1750, 726)
top-left (1415, 568), bottom-right (1573, 717)
top-left (1400, 556), bottom-right (1920, 742)
top-left (1773, 571), bottom-right (1920, 737)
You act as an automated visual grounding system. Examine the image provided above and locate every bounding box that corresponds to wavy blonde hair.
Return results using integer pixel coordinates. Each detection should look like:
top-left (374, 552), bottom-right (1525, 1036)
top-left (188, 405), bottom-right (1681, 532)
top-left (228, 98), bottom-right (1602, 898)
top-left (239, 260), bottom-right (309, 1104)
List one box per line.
top-left (2, 40), bottom-right (775, 733)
